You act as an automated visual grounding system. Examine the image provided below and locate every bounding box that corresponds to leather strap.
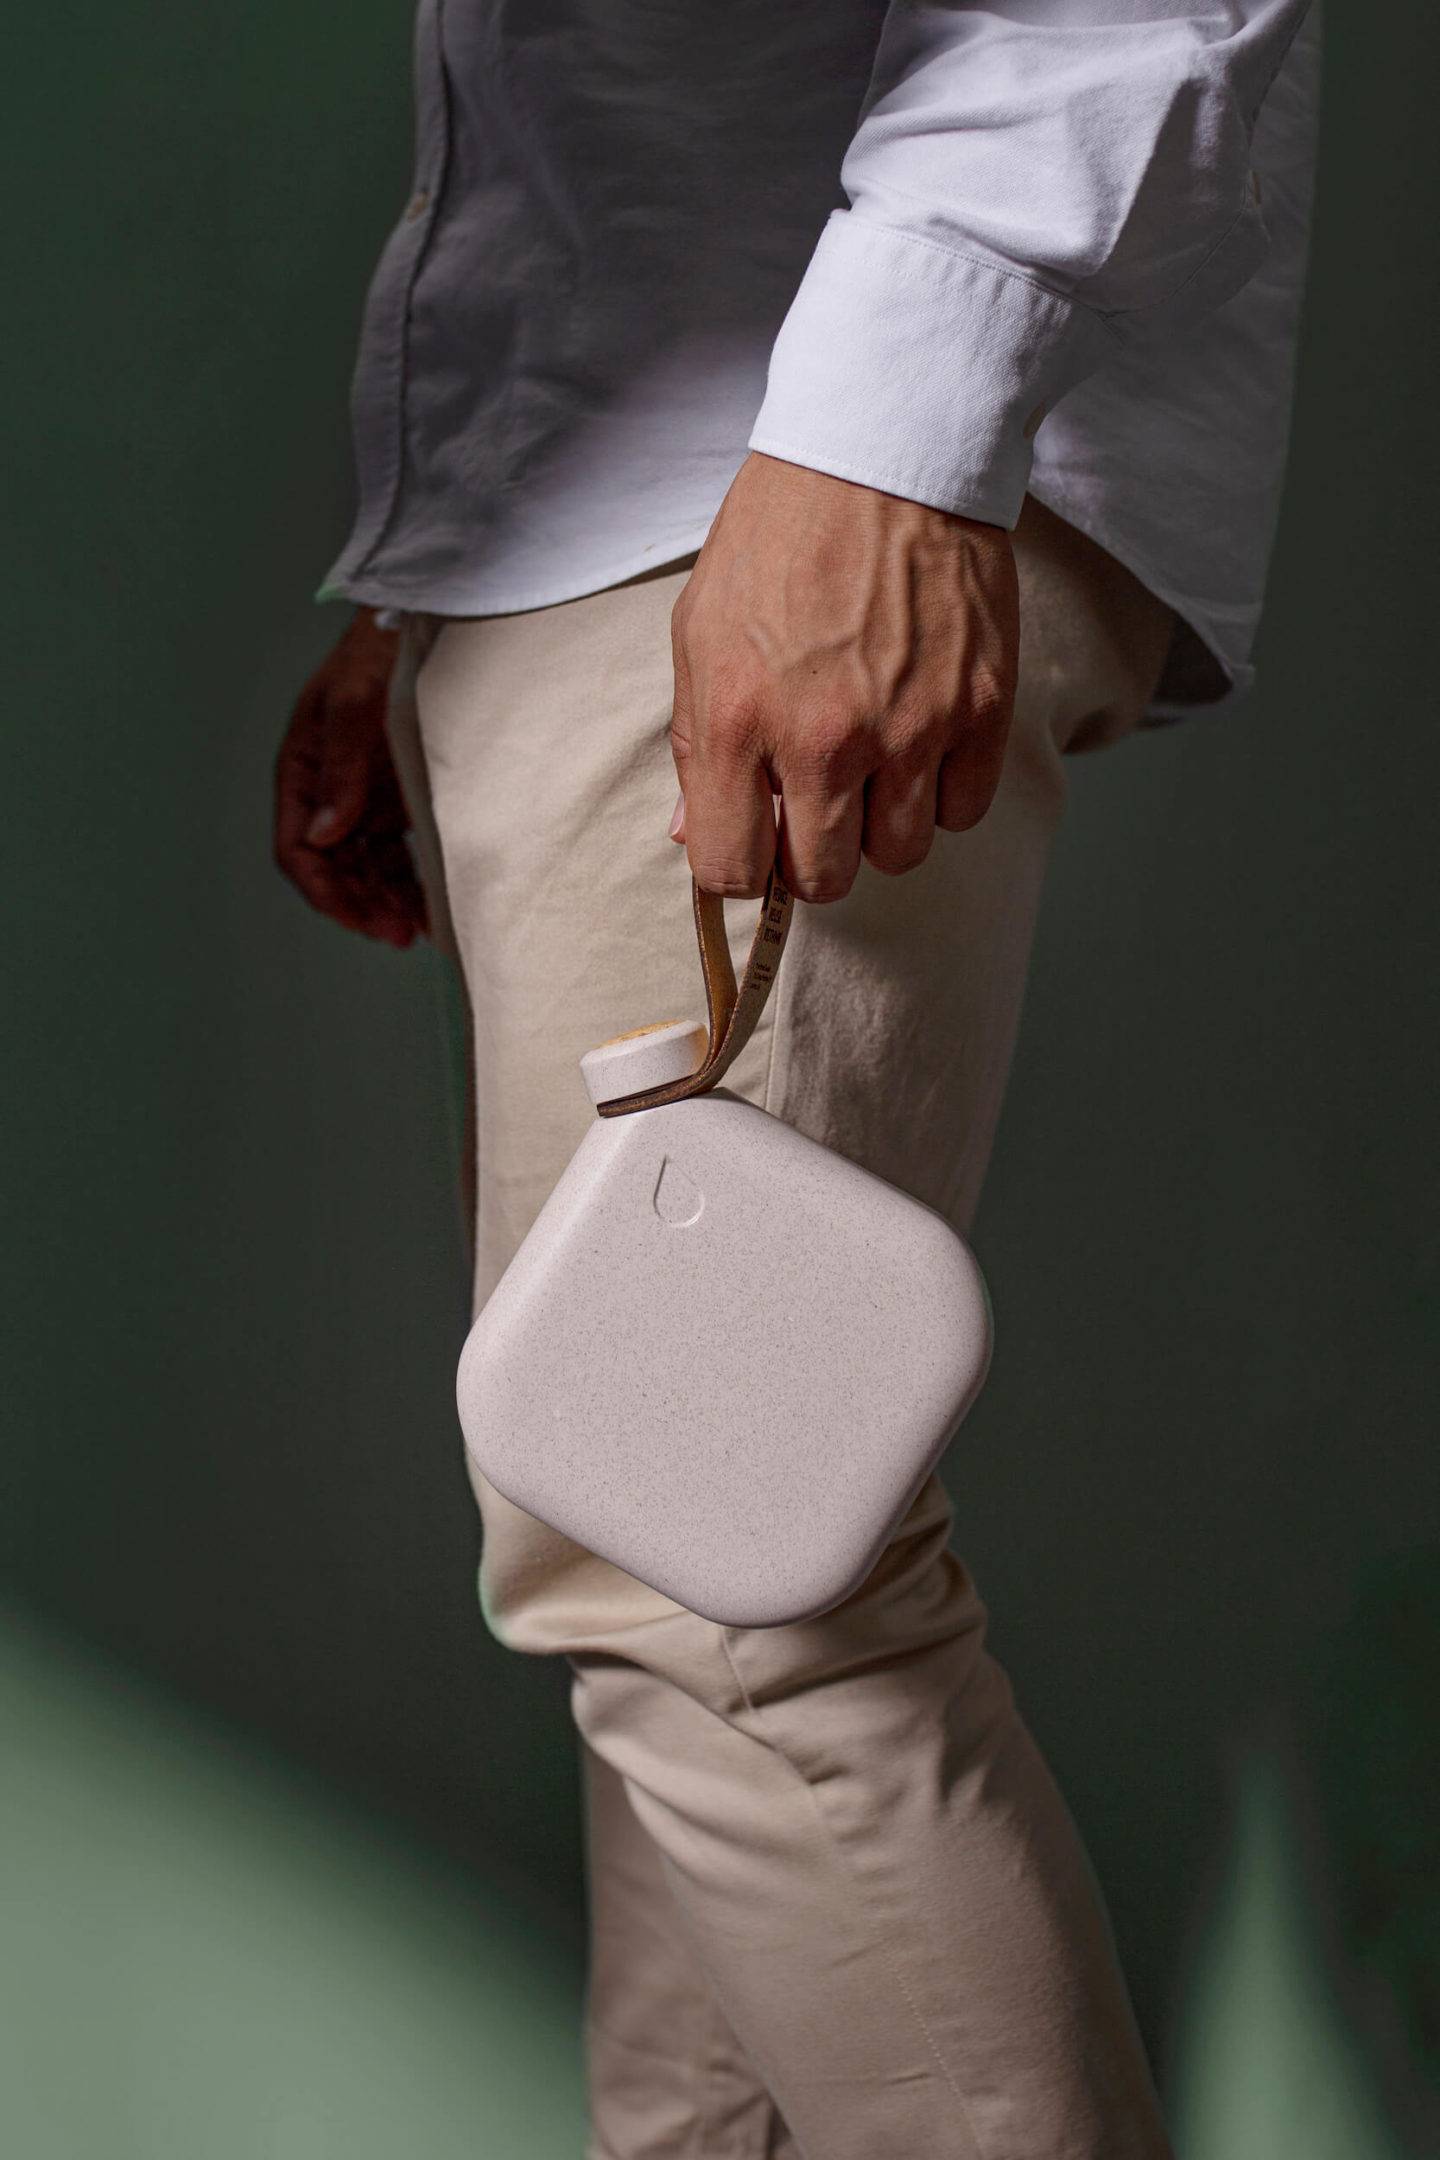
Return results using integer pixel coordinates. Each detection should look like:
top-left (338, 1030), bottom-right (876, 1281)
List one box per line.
top-left (596, 866), bottom-right (794, 1118)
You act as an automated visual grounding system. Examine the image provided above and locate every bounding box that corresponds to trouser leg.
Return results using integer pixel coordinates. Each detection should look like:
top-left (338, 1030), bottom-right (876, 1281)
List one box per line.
top-left (581, 1740), bottom-right (800, 2160)
top-left (390, 496), bottom-right (1178, 2157)
top-left (388, 596), bottom-right (807, 2157)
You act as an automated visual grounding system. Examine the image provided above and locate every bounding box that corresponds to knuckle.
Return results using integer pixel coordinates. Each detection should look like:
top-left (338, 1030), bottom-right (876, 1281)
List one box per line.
top-left (866, 838), bottom-right (932, 878)
top-left (789, 867), bottom-right (856, 906)
top-left (792, 793), bottom-right (862, 851)
top-left (786, 726), bottom-right (871, 789)
top-left (690, 858), bottom-right (768, 900)
top-left (936, 767), bottom-right (995, 830)
top-left (888, 702), bottom-right (949, 760)
top-left (703, 698), bottom-right (762, 758)
top-left (967, 669), bottom-right (1015, 731)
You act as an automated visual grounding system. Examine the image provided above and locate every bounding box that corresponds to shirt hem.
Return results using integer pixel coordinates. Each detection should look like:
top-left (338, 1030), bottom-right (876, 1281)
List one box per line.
top-left (1024, 475), bottom-right (1252, 720)
top-left (320, 493), bottom-right (1251, 721)
top-left (315, 524), bottom-right (716, 622)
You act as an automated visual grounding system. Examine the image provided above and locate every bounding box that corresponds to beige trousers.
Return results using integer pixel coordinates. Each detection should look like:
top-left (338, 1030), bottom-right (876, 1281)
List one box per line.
top-left (386, 497), bottom-right (1179, 2160)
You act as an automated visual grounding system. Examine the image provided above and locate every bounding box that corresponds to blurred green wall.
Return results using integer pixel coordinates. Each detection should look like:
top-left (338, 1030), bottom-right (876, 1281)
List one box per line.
top-left (5, 0), bottom-right (1436, 2146)
top-left (4, 0), bottom-right (584, 1920)
top-left (1, 1611), bottom-right (586, 2160)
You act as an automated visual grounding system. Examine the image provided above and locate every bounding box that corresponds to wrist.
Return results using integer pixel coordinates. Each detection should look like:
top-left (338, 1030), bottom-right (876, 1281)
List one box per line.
top-left (346, 604), bottom-right (402, 652)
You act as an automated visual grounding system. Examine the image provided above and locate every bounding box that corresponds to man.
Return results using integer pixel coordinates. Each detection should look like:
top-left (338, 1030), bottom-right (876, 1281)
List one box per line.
top-left (275, 5), bottom-right (1319, 2153)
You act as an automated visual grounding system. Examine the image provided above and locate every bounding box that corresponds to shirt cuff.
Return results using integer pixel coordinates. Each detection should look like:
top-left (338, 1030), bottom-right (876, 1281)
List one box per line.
top-left (748, 211), bottom-right (1112, 531)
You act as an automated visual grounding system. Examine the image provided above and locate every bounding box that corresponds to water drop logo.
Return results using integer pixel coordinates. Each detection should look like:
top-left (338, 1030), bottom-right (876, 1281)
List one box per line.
top-left (652, 1155), bottom-right (704, 1228)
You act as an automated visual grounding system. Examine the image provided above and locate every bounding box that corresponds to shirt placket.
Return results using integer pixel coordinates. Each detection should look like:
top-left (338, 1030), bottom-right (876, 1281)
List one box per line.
top-left (325, 0), bottom-right (452, 591)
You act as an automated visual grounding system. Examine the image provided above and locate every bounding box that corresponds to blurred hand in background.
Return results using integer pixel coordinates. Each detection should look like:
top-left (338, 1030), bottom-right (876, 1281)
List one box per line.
top-left (273, 608), bottom-right (426, 948)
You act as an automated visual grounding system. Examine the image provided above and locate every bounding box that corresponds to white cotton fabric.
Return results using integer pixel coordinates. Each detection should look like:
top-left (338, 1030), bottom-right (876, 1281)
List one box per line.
top-left (322, 1), bottom-right (1320, 710)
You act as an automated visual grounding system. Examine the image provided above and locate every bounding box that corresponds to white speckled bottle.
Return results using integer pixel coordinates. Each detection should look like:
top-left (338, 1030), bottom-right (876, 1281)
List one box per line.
top-left (456, 1020), bottom-right (992, 1628)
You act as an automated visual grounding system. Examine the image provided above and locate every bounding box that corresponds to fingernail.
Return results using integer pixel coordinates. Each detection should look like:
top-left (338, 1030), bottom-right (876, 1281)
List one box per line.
top-left (307, 807), bottom-right (340, 845)
top-left (668, 791), bottom-right (685, 841)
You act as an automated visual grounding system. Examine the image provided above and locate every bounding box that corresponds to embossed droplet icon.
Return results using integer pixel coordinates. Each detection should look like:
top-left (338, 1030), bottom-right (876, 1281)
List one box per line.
top-left (653, 1155), bottom-right (704, 1228)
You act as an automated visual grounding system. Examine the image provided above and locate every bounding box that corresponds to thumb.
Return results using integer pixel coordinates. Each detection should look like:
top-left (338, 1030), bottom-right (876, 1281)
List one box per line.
top-left (305, 717), bottom-right (372, 847)
top-left (668, 647), bottom-right (695, 847)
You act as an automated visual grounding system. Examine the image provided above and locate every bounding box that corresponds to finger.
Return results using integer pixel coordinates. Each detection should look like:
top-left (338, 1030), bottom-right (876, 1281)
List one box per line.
top-left (277, 793), bottom-right (391, 938)
top-left (667, 608), bottom-right (764, 883)
top-left (275, 740), bottom-right (396, 944)
top-left (352, 839), bottom-right (429, 943)
top-left (678, 717), bottom-right (776, 897)
top-left (775, 760), bottom-right (865, 904)
top-left (667, 627), bottom-right (696, 844)
top-left (284, 845), bottom-right (374, 935)
top-left (861, 757), bottom-right (941, 877)
top-left (936, 677), bottom-right (1014, 832)
top-left (369, 836), bottom-right (429, 932)
top-left (273, 683), bottom-right (325, 873)
top-left (345, 884), bottom-right (423, 948)
top-left (329, 834), bottom-right (428, 946)
top-left (297, 851), bottom-right (421, 948)
top-left (936, 730), bottom-right (1008, 833)
top-left (668, 590), bottom-right (695, 758)
top-left (308, 711), bottom-right (378, 848)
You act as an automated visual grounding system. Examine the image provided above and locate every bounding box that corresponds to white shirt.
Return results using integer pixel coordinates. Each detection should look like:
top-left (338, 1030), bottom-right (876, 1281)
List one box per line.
top-left (321, 1), bottom-right (1320, 711)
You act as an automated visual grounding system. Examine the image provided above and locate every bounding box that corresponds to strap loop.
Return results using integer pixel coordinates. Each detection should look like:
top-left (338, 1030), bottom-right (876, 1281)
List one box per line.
top-left (596, 867), bottom-right (793, 1118)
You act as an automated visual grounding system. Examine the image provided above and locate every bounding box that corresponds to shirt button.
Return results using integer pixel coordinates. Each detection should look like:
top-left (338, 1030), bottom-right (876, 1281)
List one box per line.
top-left (405, 187), bottom-right (431, 221)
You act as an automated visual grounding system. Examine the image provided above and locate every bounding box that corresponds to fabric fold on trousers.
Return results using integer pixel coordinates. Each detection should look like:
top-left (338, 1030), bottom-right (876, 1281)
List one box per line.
top-left (385, 497), bottom-right (1179, 2156)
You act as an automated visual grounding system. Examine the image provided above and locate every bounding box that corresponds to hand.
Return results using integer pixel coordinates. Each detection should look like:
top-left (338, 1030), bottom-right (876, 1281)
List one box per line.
top-left (668, 452), bottom-right (1019, 902)
top-left (273, 608), bottom-right (427, 948)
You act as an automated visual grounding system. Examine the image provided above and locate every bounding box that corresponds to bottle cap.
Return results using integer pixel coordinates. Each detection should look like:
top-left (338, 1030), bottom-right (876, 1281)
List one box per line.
top-left (580, 1019), bottom-right (708, 1109)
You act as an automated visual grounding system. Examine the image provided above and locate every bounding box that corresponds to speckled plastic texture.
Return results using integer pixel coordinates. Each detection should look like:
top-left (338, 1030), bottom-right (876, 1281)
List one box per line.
top-left (457, 1038), bottom-right (993, 1628)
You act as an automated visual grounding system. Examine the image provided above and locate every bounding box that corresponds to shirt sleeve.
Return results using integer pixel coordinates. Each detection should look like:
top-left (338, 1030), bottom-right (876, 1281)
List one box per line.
top-left (747, 0), bottom-right (1313, 529)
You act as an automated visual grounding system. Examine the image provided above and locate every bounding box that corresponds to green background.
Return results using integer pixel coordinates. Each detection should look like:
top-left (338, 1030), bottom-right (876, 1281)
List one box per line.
top-left (5, 3), bottom-right (1437, 2152)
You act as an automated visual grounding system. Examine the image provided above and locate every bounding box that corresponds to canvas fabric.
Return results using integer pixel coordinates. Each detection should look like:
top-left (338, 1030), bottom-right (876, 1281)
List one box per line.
top-left (383, 496), bottom-right (1178, 2157)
